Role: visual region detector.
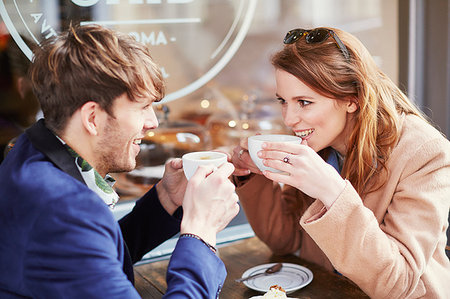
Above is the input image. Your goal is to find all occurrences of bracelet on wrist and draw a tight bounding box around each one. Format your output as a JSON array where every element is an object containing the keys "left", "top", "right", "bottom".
[
  {"left": 233, "top": 173, "right": 253, "bottom": 187},
  {"left": 179, "top": 233, "right": 217, "bottom": 254},
  {"left": 236, "top": 174, "right": 251, "bottom": 181}
]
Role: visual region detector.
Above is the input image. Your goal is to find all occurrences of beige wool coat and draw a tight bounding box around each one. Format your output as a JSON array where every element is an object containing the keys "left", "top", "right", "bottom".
[{"left": 235, "top": 114, "right": 450, "bottom": 299}]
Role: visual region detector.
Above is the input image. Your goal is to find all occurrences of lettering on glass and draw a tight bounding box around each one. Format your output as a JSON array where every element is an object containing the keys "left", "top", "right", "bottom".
[{"left": 0, "top": 0, "right": 256, "bottom": 103}]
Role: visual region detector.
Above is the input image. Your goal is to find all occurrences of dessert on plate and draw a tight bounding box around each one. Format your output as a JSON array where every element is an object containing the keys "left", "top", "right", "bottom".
[{"left": 249, "top": 285, "right": 297, "bottom": 299}]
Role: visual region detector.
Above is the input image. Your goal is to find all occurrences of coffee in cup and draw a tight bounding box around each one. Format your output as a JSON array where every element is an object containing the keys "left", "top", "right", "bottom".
[{"left": 182, "top": 151, "right": 228, "bottom": 180}]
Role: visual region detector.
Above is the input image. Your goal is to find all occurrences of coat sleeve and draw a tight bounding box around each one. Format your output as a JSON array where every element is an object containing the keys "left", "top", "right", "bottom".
[
  {"left": 24, "top": 191, "right": 140, "bottom": 299},
  {"left": 234, "top": 174, "right": 307, "bottom": 255},
  {"left": 301, "top": 137, "right": 450, "bottom": 298},
  {"left": 119, "top": 185, "right": 181, "bottom": 263},
  {"left": 163, "top": 237, "right": 226, "bottom": 299}
]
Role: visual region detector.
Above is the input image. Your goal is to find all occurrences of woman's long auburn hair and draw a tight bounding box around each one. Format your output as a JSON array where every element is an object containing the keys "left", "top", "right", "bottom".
[{"left": 272, "top": 28, "right": 428, "bottom": 195}]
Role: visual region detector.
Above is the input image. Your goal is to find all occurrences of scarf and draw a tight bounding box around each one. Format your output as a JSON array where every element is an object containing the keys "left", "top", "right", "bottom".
[{"left": 57, "top": 136, "right": 119, "bottom": 209}]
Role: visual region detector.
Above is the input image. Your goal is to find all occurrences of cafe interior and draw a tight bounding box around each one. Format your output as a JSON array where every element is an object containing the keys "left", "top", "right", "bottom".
[{"left": 1, "top": 0, "right": 449, "bottom": 297}]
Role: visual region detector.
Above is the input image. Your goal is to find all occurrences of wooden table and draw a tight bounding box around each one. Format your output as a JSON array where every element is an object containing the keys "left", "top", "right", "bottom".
[{"left": 134, "top": 237, "right": 369, "bottom": 298}]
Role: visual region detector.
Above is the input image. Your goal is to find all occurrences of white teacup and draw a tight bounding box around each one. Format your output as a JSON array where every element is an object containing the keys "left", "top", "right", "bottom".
[
  {"left": 248, "top": 134, "right": 302, "bottom": 173},
  {"left": 182, "top": 151, "right": 228, "bottom": 180}
]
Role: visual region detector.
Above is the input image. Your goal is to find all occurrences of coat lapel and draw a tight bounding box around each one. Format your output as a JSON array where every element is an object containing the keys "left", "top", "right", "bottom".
[
  {"left": 26, "top": 119, "right": 86, "bottom": 185},
  {"left": 25, "top": 119, "right": 136, "bottom": 284}
]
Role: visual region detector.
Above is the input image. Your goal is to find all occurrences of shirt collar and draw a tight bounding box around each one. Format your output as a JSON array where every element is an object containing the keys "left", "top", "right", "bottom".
[
  {"left": 56, "top": 136, "right": 119, "bottom": 209},
  {"left": 326, "top": 148, "right": 343, "bottom": 174}
]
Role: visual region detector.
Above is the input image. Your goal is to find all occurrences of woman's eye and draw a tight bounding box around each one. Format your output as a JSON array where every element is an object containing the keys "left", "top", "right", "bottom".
[
  {"left": 298, "top": 100, "right": 312, "bottom": 107},
  {"left": 276, "top": 97, "right": 286, "bottom": 105}
]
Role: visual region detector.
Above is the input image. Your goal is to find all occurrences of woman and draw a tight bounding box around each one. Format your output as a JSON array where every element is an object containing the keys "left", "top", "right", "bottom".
[{"left": 230, "top": 27, "right": 450, "bottom": 298}]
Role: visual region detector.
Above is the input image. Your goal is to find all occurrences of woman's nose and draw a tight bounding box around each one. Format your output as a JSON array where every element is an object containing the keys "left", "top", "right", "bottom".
[{"left": 283, "top": 104, "right": 300, "bottom": 127}]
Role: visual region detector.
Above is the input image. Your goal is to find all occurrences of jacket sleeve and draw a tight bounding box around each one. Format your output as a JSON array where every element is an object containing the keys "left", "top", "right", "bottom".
[
  {"left": 301, "top": 137, "right": 450, "bottom": 298},
  {"left": 24, "top": 191, "right": 140, "bottom": 299},
  {"left": 234, "top": 174, "right": 307, "bottom": 255},
  {"left": 163, "top": 237, "right": 226, "bottom": 299},
  {"left": 119, "top": 185, "right": 181, "bottom": 263}
]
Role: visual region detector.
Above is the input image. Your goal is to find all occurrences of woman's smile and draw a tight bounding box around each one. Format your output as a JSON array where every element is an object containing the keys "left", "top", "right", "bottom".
[{"left": 294, "top": 128, "right": 315, "bottom": 139}]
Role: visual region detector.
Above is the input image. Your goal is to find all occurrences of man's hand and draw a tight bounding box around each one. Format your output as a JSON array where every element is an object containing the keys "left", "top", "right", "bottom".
[
  {"left": 180, "top": 162, "right": 240, "bottom": 246},
  {"left": 156, "top": 158, "right": 187, "bottom": 215}
]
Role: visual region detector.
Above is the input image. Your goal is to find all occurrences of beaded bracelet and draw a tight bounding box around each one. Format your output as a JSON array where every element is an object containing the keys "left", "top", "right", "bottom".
[{"left": 179, "top": 233, "right": 217, "bottom": 254}]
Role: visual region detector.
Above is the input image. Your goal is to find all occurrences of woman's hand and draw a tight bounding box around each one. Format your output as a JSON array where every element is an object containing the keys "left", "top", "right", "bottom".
[
  {"left": 259, "top": 139, "right": 346, "bottom": 209},
  {"left": 229, "top": 138, "right": 261, "bottom": 176}
]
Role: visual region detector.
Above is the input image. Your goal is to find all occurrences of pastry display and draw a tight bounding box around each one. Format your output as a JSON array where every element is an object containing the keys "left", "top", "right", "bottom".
[{"left": 114, "top": 119, "right": 210, "bottom": 198}]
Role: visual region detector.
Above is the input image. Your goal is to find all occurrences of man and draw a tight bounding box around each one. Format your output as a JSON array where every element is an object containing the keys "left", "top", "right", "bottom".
[{"left": 0, "top": 24, "right": 239, "bottom": 298}]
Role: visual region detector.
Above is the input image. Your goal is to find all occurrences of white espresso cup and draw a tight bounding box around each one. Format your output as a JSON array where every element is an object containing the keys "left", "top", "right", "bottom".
[
  {"left": 182, "top": 151, "right": 228, "bottom": 180},
  {"left": 248, "top": 134, "right": 302, "bottom": 173}
]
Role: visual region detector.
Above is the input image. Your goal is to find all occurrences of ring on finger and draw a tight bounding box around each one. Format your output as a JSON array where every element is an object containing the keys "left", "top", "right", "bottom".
[
  {"left": 238, "top": 149, "right": 244, "bottom": 158},
  {"left": 283, "top": 155, "right": 291, "bottom": 164}
]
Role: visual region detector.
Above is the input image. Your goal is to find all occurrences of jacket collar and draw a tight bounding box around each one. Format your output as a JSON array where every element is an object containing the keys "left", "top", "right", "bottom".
[
  {"left": 25, "top": 119, "right": 134, "bottom": 284},
  {"left": 25, "top": 119, "right": 86, "bottom": 185}
]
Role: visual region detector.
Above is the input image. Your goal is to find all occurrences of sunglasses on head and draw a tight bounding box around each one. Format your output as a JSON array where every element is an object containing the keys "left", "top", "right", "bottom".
[{"left": 283, "top": 28, "right": 350, "bottom": 61}]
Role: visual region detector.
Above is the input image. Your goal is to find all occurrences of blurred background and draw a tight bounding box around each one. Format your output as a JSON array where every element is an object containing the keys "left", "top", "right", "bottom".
[{"left": 1, "top": 0, "right": 449, "bottom": 259}]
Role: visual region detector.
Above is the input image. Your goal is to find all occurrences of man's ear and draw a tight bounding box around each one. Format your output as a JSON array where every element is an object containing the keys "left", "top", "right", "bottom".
[{"left": 80, "top": 101, "right": 102, "bottom": 136}]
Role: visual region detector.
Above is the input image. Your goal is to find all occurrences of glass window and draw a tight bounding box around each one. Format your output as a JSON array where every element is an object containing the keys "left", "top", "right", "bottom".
[{"left": 0, "top": 0, "right": 402, "bottom": 258}]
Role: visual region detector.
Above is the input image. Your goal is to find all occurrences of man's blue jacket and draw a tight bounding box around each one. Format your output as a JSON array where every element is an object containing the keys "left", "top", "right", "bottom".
[{"left": 0, "top": 119, "right": 225, "bottom": 298}]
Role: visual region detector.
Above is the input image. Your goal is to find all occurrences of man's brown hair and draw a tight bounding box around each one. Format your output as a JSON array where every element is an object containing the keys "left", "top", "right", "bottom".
[{"left": 30, "top": 24, "right": 165, "bottom": 134}]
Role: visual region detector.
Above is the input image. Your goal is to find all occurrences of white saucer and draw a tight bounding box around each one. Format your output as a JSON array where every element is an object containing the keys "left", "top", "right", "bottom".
[{"left": 241, "top": 263, "right": 313, "bottom": 294}]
